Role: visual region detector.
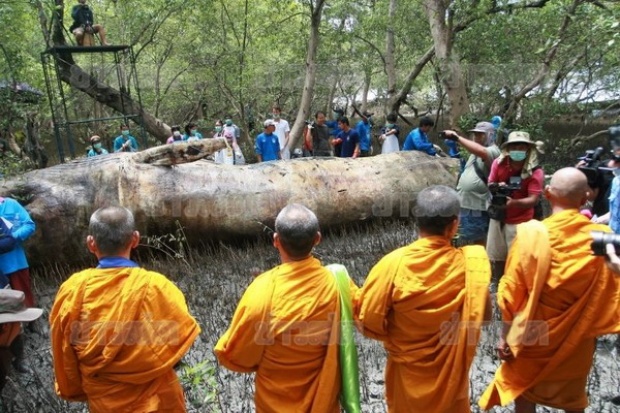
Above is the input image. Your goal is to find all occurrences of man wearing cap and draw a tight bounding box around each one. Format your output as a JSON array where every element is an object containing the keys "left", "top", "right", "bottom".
[
  {"left": 444, "top": 122, "right": 501, "bottom": 245},
  {"left": 486, "top": 131, "right": 544, "bottom": 282},
  {"left": 50, "top": 206, "right": 200, "bottom": 412},
  {"left": 355, "top": 111, "right": 373, "bottom": 157},
  {"left": 87, "top": 135, "right": 108, "bottom": 157},
  {"left": 0, "top": 287, "right": 43, "bottom": 383},
  {"left": 272, "top": 105, "right": 291, "bottom": 160},
  {"left": 254, "top": 120, "right": 281, "bottom": 162}
]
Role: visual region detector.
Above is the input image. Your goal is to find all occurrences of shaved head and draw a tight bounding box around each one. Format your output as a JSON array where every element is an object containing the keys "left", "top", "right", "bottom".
[
  {"left": 547, "top": 167, "right": 589, "bottom": 208},
  {"left": 89, "top": 206, "right": 136, "bottom": 255},
  {"left": 275, "top": 204, "right": 320, "bottom": 258}
]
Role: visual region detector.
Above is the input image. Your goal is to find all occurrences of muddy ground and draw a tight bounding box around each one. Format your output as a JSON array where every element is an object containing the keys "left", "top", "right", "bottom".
[{"left": 3, "top": 219, "right": 620, "bottom": 412}]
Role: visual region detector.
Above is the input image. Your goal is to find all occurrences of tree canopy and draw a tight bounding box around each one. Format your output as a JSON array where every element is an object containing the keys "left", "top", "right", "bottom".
[{"left": 0, "top": 0, "right": 618, "bottom": 157}]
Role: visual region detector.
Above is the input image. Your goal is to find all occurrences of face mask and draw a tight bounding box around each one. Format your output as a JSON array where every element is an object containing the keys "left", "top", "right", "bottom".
[
  {"left": 173, "top": 131, "right": 181, "bottom": 137},
  {"left": 191, "top": 129, "right": 197, "bottom": 135},
  {"left": 385, "top": 123, "right": 394, "bottom": 129},
  {"left": 509, "top": 150, "right": 527, "bottom": 162},
  {"left": 93, "top": 143, "right": 102, "bottom": 150},
  {"left": 122, "top": 130, "right": 129, "bottom": 136},
  {"left": 225, "top": 120, "right": 233, "bottom": 126},
  {"left": 215, "top": 126, "right": 222, "bottom": 132},
  {"left": 273, "top": 114, "right": 280, "bottom": 120}
]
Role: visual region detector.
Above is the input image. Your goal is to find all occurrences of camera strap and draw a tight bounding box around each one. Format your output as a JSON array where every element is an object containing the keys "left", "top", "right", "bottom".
[{"left": 472, "top": 156, "right": 488, "bottom": 184}]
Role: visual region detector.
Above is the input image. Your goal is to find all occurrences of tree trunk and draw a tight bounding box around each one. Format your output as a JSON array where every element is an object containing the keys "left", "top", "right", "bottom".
[
  {"left": 387, "top": 46, "right": 435, "bottom": 115},
  {"left": 423, "top": 0, "right": 470, "bottom": 127},
  {"left": 1, "top": 151, "right": 458, "bottom": 267},
  {"left": 385, "top": 0, "right": 397, "bottom": 100},
  {"left": 289, "top": 0, "right": 327, "bottom": 149}
]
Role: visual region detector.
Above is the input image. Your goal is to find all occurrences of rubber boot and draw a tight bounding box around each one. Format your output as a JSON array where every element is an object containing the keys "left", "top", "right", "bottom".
[{"left": 10, "top": 334, "right": 30, "bottom": 374}]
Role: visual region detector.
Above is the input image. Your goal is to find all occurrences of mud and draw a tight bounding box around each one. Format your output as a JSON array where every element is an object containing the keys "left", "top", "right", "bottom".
[{"left": 6, "top": 220, "right": 620, "bottom": 412}]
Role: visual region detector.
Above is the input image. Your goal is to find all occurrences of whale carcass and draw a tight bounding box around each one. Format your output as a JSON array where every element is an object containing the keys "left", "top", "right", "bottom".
[{"left": 0, "top": 139, "right": 459, "bottom": 266}]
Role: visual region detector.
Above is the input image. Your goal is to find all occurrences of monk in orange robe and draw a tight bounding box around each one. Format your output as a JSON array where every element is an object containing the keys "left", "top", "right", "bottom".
[
  {"left": 479, "top": 167, "right": 620, "bottom": 412},
  {"left": 50, "top": 206, "right": 200, "bottom": 413},
  {"left": 215, "top": 204, "right": 358, "bottom": 412},
  {"left": 356, "top": 185, "right": 491, "bottom": 413}
]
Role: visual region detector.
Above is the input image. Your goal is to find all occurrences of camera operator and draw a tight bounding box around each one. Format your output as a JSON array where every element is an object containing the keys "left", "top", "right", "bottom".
[
  {"left": 590, "top": 126, "right": 620, "bottom": 232},
  {"left": 303, "top": 111, "right": 332, "bottom": 157},
  {"left": 69, "top": 0, "right": 109, "bottom": 46},
  {"left": 443, "top": 122, "right": 501, "bottom": 246},
  {"left": 486, "top": 131, "right": 544, "bottom": 282}
]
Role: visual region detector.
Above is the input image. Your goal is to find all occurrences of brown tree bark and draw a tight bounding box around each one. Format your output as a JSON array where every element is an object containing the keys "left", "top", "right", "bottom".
[
  {"left": 288, "top": 0, "right": 327, "bottom": 149},
  {"left": 423, "top": 0, "right": 470, "bottom": 128}
]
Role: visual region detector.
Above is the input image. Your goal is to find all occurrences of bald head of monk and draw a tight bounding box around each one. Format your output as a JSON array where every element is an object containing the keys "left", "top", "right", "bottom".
[
  {"left": 87, "top": 206, "right": 140, "bottom": 258},
  {"left": 274, "top": 204, "right": 321, "bottom": 261},
  {"left": 545, "top": 167, "right": 590, "bottom": 211},
  {"left": 414, "top": 185, "right": 461, "bottom": 239}
]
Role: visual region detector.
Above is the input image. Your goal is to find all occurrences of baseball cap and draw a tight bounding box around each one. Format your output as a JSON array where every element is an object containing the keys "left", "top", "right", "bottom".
[
  {"left": 468, "top": 122, "right": 495, "bottom": 135},
  {"left": 0, "top": 289, "right": 43, "bottom": 324}
]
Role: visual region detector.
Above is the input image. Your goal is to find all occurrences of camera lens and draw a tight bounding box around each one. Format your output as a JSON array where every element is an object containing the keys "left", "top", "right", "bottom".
[{"left": 591, "top": 231, "right": 620, "bottom": 256}]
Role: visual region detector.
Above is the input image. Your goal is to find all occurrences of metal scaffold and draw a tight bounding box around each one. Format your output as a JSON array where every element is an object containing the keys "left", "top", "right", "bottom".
[{"left": 41, "top": 45, "right": 147, "bottom": 162}]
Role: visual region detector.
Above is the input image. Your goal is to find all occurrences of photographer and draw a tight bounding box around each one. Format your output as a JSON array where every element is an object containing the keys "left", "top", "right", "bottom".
[
  {"left": 486, "top": 131, "right": 544, "bottom": 281},
  {"left": 69, "top": 0, "right": 109, "bottom": 46},
  {"left": 303, "top": 111, "right": 332, "bottom": 157},
  {"left": 591, "top": 126, "right": 620, "bottom": 232},
  {"left": 443, "top": 122, "right": 501, "bottom": 246}
]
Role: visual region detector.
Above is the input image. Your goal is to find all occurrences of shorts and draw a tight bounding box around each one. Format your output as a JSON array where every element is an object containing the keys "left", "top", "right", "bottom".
[
  {"left": 458, "top": 208, "right": 490, "bottom": 244},
  {"left": 486, "top": 219, "right": 518, "bottom": 262}
]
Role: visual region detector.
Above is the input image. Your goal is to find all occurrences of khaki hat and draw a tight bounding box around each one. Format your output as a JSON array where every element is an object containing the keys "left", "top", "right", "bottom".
[
  {"left": 500, "top": 131, "right": 535, "bottom": 149},
  {"left": 90, "top": 135, "right": 101, "bottom": 143},
  {"left": 0, "top": 289, "right": 43, "bottom": 324}
]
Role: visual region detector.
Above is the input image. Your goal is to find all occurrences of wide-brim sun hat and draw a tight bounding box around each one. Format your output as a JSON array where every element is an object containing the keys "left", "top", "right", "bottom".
[{"left": 500, "top": 131, "right": 536, "bottom": 149}]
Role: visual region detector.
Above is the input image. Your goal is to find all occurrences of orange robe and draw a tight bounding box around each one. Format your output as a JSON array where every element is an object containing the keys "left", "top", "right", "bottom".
[
  {"left": 215, "top": 256, "right": 358, "bottom": 413},
  {"left": 50, "top": 267, "right": 200, "bottom": 413},
  {"left": 356, "top": 237, "right": 491, "bottom": 413},
  {"left": 479, "top": 210, "right": 620, "bottom": 410}
]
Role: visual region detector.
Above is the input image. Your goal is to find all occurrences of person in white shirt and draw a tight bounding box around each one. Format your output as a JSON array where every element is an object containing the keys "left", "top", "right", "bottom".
[{"left": 272, "top": 105, "right": 291, "bottom": 160}]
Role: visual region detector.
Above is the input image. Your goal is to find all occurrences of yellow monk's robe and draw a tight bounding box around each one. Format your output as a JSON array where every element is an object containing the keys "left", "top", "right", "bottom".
[
  {"left": 479, "top": 210, "right": 620, "bottom": 410},
  {"left": 50, "top": 267, "right": 201, "bottom": 413},
  {"left": 215, "top": 256, "right": 358, "bottom": 413},
  {"left": 356, "top": 237, "right": 491, "bottom": 413}
]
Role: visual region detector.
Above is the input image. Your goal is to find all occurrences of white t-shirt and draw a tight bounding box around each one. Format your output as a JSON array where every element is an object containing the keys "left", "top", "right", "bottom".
[{"left": 273, "top": 119, "right": 290, "bottom": 150}]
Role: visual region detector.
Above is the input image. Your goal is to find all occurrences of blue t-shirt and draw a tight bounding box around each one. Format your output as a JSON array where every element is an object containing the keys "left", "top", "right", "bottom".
[
  {"left": 113, "top": 135, "right": 139, "bottom": 152},
  {"left": 255, "top": 132, "right": 280, "bottom": 162},
  {"left": 87, "top": 148, "right": 109, "bottom": 157},
  {"left": 183, "top": 132, "right": 204, "bottom": 141},
  {"left": 338, "top": 129, "right": 360, "bottom": 158},
  {"left": 403, "top": 127, "right": 435, "bottom": 155},
  {"left": 356, "top": 120, "right": 371, "bottom": 151},
  {"left": 609, "top": 176, "right": 620, "bottom": 233}
]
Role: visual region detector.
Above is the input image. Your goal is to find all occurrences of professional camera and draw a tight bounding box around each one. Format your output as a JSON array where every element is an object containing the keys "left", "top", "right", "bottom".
[
  {"left": 577, "top": 147, "right": 605, "bottom": 168},
  {"left": 591, "top": 231, "right": 620, "bottom": 256},
  {"left": 488, "top": 176, "right": 523, "bottom": 198},
  {"left": 438, "top": 131, "right": 447, "bottom": 139},
  {"left": 304, "top": 120, "right": 315, "bottom": 129}
]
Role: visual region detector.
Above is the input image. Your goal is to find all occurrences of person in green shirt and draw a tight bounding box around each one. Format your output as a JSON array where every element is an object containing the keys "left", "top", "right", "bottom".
[{"left": 443, "top": 121, "right": 501, "bottom": 246}]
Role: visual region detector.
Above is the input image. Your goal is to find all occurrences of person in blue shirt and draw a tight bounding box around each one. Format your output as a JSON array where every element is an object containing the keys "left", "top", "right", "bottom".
[
  {"left": 87, "top": 135, "right": 108, "bottom": 157},
  {"left": 113, "top": 125, "right": 138, "bottom": 153},
  {"left": 183, "top": 122, "right": 203, "bottom": 142},
  {"left": 402, "top": 116, "right": 435, "bottom": 155},
  {"left": 355, "top": 111, "right": 373, "bottom": 157},
  {"left": 0, "top": 198, "right": 36, "bottom": 308},
  {"left": 326, "top": 108, "right": 344, "bottom": 156},
  {"left": 334, "top": 117, "right": 360, "bottom": 158},
  {"left": 255, "top": 120, "right": 281, "bottom": 162}
]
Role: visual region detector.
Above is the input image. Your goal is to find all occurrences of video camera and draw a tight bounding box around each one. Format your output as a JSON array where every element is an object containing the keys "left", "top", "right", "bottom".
[
  {"left": 578, "top": 147, "right": 605, "bottom": 168},
  {"left": 488, "top": 177, "right": 523, "bottom": 198},
  {"left": 591, "top": 231, "right": 620, "bottom": 256}
]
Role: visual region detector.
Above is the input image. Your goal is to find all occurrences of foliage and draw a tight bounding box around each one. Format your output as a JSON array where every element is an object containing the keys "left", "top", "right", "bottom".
[
  {"left": 0, "top": 0, "right": 616, "bottom": 162},
  {"left": 179, "top": 360, "right": 220, "bottom": 411}
]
